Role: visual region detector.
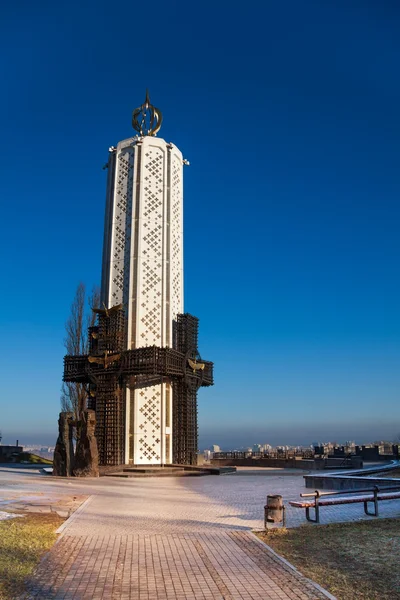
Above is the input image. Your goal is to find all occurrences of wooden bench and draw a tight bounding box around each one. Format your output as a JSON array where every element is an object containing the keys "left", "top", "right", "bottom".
[{"left": 289, "top": 485, "right": 400, "bottom": 523}]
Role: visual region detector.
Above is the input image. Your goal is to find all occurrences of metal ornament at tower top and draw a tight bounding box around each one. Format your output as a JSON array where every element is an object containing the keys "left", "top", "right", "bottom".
[{"left": 132, "top": 90, "right": 163, "bottom": 136}]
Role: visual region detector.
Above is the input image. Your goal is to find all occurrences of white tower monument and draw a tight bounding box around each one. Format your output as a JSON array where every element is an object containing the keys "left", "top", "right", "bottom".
[{"left": 101, "top": 92, "right": 183, "bottom": 464}]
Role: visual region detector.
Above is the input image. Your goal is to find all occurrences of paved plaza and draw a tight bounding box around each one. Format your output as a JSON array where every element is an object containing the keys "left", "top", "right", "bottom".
[{"left": 1, "top": 466, "right": 399, "bottom": 599}]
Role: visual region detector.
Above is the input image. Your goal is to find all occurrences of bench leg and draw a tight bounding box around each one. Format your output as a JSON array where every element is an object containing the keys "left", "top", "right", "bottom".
[
  {"left": 364, "top": 499, "right": 378, "bottom": 517},
  {"left": 305, "top": 505, "right": 320, "bottom": 523}
]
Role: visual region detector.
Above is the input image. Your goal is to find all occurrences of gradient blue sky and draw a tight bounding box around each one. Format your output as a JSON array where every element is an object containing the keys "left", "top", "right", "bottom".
[{"left": 1, "top": 1, "right": 399, "bottom": 449}]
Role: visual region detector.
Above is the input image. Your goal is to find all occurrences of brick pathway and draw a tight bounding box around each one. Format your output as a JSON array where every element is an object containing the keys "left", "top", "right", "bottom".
[
  {"left": 26, "top": 532, "right": 330, "bottom": 599},
  {"left": 20, "top": 473, "right": 337, "bottom": 600},
  {"left": 2, "top": 465, "right": 399, "bottom": 598}
]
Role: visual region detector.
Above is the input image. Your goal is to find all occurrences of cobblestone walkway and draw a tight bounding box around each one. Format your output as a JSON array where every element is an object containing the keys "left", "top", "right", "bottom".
[
  {"left": 27, "top": 531, "right": 330, "bottom": 600},
  {"left": 22, "top": 474, "right": 335, "bottom": 599}
]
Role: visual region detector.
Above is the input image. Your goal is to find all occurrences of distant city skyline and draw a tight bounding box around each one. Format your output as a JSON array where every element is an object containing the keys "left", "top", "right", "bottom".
[{"left": 2, "top": 424, "right": 398, "bottom": 452}]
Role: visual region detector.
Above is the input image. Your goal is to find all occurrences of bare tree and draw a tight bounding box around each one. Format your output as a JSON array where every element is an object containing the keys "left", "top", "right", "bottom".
[{"left": 61, "top": 283, "right": 100, "bottom": 421}]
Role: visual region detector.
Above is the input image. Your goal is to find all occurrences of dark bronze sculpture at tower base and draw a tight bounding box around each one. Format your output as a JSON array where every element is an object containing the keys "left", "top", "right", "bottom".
[
  {"left": 73, "top": 410, "right": 99, "bottom": 477},
  {"left": 53, "top": 412, "right": 74, "bottom": 476}
]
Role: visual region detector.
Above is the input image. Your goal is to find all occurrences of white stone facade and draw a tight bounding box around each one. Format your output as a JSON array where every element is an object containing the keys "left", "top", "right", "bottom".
[{"left": 101, "top": 136, "right": 183, "bottom": 464}]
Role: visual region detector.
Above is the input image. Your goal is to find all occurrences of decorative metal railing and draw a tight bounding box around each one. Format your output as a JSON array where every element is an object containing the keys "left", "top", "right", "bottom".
[{"left": 213, "top": 450, "right": 315, "bottom": 460}]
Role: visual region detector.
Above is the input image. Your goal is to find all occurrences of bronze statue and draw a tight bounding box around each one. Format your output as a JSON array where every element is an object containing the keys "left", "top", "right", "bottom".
[{"left": 53, "top": 412, "right": 74, "bottom": 476}]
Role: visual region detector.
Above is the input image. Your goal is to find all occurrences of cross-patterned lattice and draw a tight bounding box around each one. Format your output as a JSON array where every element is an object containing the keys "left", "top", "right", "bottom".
[
  {"left": 143, "top": 190, "right": 163, "bottom": 220},
  {"left": 171, "top": 154, "right": 183, "bottom": 320},
  {"left": 137, "top": 146, "right": 165, "bottom": 346},
  {"left": 110, "top": 147, "right": 134, "bottom": 305},
  {"left": 142, "top": 224, "right": 162, "bottom": 258},
  {"left": 144, "top": 150, "right": 163, "bottom": 184},
  {"left": 137, "top": 385, "right": 162, "bottom": 461}
]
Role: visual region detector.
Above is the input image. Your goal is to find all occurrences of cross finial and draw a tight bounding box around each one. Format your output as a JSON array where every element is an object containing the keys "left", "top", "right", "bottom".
[{"left": 132, "top": 90, "right": 163, "bottom": 136}]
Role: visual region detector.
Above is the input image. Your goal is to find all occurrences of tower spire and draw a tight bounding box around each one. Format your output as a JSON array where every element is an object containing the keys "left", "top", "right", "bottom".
[{"left": 132, "top": 90, "right": 163, "bottom": 136}]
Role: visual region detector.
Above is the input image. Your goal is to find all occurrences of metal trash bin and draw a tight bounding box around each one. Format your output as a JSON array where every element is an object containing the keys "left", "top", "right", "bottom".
[{"left": 264, "top": 494, "right": 285, "bottom": 529}]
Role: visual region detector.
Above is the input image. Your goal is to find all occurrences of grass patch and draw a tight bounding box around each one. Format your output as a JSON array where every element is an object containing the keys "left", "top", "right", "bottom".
[
  {"left": 256, "top": 518, "right": 400, "bottom": 600},
  {"left": 17, "top": 452, "right": 53, "bottom": 465},
  {"left": 0, "top": 512, "right": 64, "bottom": 600}
]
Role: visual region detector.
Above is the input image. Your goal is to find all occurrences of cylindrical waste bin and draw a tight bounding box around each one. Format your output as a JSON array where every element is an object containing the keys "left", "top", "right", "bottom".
[{"left": 264, "top": 495, "right": 285, "bottom": 529}]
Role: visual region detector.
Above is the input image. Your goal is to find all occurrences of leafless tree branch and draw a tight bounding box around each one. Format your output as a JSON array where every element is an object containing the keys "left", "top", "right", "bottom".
[{"left": 61, "top": 283, "right": 100, "bottom": 421}]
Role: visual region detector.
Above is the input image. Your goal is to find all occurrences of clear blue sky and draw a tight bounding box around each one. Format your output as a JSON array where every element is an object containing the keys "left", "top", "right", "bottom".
[{"left": 1, "top": 0, "right": 399, "bottom": 448}]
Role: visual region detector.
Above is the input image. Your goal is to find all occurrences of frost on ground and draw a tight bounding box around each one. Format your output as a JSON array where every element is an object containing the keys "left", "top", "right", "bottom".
[{"left": 0, "top": 511, "right": 24, "bottom": 521}]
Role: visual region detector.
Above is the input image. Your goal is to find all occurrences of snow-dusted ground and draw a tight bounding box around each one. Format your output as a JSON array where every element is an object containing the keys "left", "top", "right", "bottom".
[{"left": 0, "top": 510, "right": 24, "bottom": 520}]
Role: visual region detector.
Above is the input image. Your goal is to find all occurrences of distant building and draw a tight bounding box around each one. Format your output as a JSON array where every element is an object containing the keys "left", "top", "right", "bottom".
[
  {"left": 379, "top": 442, "right": 393, "bottom": 455},
  {"left": 212, "top": 445, "right": 221, "bottom": 453},
  {"left": 203, "top": 450, "right": 212, "bottom": 462},
  {"left": 344, "top": 441, "right": 356, "bottom": 452}
]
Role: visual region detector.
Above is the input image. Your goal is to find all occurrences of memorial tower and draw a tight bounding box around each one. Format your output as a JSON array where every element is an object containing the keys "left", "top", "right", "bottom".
[
  {"left": 63, "top": 92, "right": 213, "bottom": 467},
  {"left": 101, "top": 93, "right": 183, "bottom": 465}
]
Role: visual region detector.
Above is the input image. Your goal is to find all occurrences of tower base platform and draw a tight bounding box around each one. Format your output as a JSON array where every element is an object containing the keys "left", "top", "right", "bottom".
[{"left": 101, "top": 464, "right": 236, "bottom": 478}]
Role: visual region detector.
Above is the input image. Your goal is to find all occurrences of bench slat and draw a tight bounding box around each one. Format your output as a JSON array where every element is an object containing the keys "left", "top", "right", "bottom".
[
  {"left": 289, "top": 491, "right": 400, "bottom": 509},
  {"left": 377, "top": 492, "right": 400, "bottom": 500}
]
